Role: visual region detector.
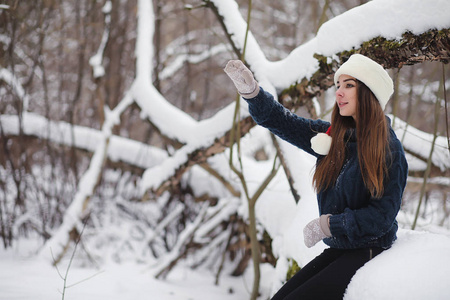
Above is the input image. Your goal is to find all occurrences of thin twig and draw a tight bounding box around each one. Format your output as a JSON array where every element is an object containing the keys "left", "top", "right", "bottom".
[
  {"left": 442, "top": 63, "right": 449, "bottom": 155},
  {"left": 412, "top": 72, "right": 443, "bottom": 230}
]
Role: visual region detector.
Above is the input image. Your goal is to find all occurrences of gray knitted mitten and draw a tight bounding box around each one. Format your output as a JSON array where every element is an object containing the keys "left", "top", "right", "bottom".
[
  {"left": 303, "top": 214, "right": 332, "bottom": 248},
  {"left": 224, "top": 60, "right": 260, "bottom": 98}
]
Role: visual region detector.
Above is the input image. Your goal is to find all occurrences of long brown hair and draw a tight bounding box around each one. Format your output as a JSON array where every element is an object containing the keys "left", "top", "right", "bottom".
[{"left": 313, "top": 80, "right": 389, "bottom": 198}]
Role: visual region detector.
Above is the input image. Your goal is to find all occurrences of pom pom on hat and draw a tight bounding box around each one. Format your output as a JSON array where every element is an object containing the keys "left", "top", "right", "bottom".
[
  {"left": 311, "top": 127, "right": 332, "bottom": 155},
  {"left": 334, "top": 54, "right": 393, "bottom": 110}
]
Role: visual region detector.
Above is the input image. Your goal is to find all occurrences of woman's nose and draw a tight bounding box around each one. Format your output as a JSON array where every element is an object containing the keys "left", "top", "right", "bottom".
[{"left": 335, "top": 88, "right": 343, "bottom": 97}]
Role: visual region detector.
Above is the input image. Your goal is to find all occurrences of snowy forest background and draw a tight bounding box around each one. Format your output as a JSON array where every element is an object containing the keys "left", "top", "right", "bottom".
[{"left": 0, "top": 0, "right": 449, "bottom": 299}]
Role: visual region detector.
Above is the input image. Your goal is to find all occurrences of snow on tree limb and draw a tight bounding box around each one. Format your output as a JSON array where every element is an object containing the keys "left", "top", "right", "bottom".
[
  {"left": 0, "top": 68, "right": 30, "bottom": 112},
  {"left": 88, "top": 0, "right": 111, "bottom": 79},
  {"left": 159, "top": 43, "right": 230, "bottom": 81},
  {"left": 130, "top": 0, "right": 251, "bottom": 146},
  {"left": 0, "top": 112, "right": 167, "bottom": 170},
  {"left": 390, "top": 115, "right": 450, "bottom": 172}
]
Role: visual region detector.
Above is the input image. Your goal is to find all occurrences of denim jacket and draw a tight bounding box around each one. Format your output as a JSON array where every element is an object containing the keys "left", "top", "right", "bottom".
[{"left": 245, "top": 87, "right": 408, "bottom": 249}]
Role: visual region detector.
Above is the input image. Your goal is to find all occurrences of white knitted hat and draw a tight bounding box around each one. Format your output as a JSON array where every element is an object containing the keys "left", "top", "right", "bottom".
[{"left": 334, "top": 54, "right": 393, "bottom": 110}]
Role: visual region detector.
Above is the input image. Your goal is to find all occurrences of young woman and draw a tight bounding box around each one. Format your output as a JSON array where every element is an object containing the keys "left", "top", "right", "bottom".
[{"left": 224, "top": 54, "right": 408, "bottom": 300}]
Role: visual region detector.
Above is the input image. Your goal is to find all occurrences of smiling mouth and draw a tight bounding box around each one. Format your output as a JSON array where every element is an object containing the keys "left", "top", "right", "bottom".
[{"left": 338, "top": 102, "right": 348, "bottom": 107}]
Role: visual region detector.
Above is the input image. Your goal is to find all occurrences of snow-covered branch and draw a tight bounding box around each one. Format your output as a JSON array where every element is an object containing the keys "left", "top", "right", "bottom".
[
  {"left": 40, "top": 93, "right": 135, "bottom": 263},
  {"left": 390, "top": 115, "right": 449, "bottom": 172},
  {"left": 0, "top": 68, "right": 30, "bottom": 112},
  {"left": 89, "top": 0, "right": 112, "bottom": 78},
  {"left": 0, "top": 112, "right": 167, "bottom": 170},
  {"left": 152, "top": 201, "right": 209, "bottom": 278},
  {"left": 159, "top": 43, "right": 230, "bottom": 80}
]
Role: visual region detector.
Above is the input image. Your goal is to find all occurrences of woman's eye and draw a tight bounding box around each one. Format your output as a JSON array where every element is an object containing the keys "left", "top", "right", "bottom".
[{"left": 346, "top": 83, "right": 354, "bottom": 88}]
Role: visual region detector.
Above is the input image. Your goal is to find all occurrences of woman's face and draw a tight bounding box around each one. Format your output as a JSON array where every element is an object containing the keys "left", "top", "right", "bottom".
[{"left": 335, "top": 74, "right": 358, "bottom": 120}]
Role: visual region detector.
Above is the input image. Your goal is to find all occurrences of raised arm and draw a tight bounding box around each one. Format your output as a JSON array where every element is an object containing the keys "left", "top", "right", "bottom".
[{"left": 224, "top": 60, "right": 329, "bottom": 157}]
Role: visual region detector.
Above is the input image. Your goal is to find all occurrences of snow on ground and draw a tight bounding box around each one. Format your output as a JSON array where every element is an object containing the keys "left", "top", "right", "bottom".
[
  {"left": 1, "top": 228, "right": 450, "bottom": 300},
  {"left": 0, "top": 242, "right": 258, "bottom": 300}
]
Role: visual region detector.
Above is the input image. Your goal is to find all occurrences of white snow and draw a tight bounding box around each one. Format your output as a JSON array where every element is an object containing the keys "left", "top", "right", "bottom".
[
  {"left": 345, "top": 230, "right": 450, "bottom": 300},
  {"left": 1, "top": 0, "right": 449, "bottom": 299},
  {"left": 0, "top": 245, "right": 253, "bottom": 300}
]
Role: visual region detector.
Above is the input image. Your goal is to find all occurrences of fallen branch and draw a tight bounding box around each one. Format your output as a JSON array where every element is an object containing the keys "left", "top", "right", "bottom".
[
  {"left": 143, "top": 115, "right": 255, "bottom": 198},
  {"left": 152, "top": 202, "right": 209, "bottom": 279}
]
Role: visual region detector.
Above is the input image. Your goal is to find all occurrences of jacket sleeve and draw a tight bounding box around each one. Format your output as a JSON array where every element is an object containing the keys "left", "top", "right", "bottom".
[
  {"left": 328, "top": 148, "right": 408, "bottom": 243},
  {"left": 244, "top": 87, "right": 330, "bottom": 157}
]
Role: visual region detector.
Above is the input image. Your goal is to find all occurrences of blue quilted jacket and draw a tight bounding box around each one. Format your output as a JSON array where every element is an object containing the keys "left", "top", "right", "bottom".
[{"left": 245, "top": 88, "right": 408, "bottom": 249}]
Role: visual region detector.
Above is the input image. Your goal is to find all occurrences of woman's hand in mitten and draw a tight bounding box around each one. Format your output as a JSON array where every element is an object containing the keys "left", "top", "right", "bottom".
[
  {"left": 224, "top": 60, "right": 260, "bottom": 98},
  {"left": 303, "top": 214, "right": 332, "bottom": 248}
]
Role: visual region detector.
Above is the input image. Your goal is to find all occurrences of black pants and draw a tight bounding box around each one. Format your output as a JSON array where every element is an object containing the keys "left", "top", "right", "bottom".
[{"left": 270, "top": 247, "right": 384, "bottom": 300}]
